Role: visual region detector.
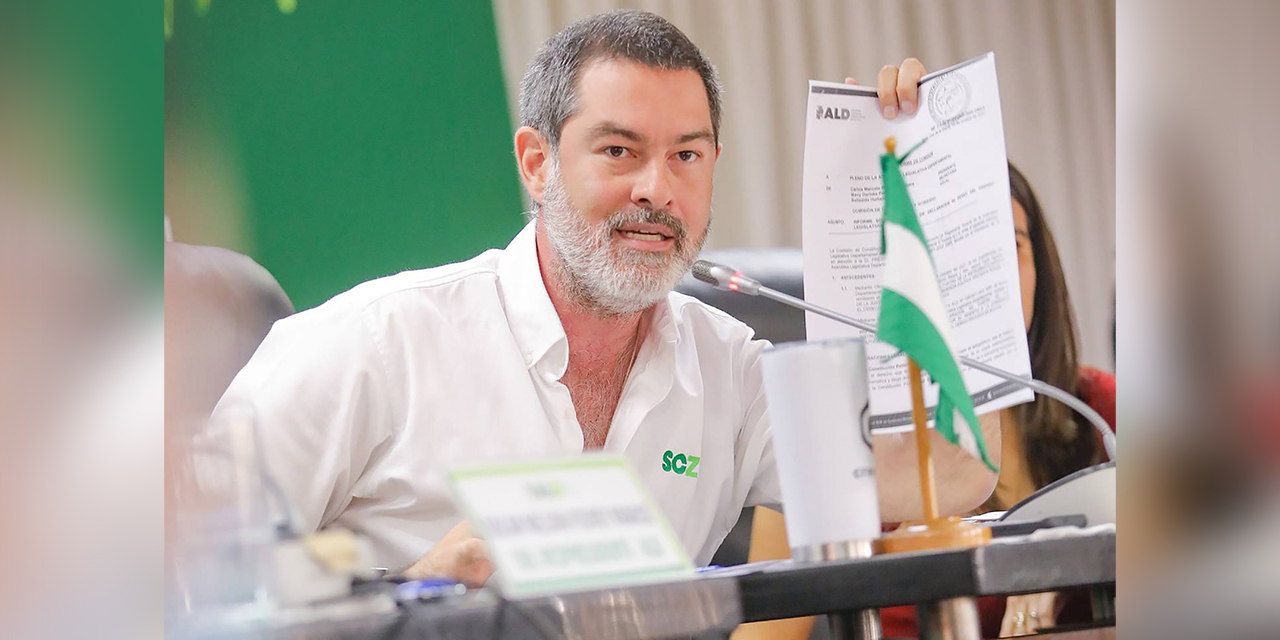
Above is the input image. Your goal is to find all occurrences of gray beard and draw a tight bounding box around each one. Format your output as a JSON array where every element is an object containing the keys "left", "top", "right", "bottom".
[{"left": 539, "top": 163, "right": 709, "bottom": 316}]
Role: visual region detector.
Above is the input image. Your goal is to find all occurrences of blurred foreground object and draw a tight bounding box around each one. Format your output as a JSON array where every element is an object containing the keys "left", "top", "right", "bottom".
[
  {"left": 0, "top": 20, "right": 161, "bottom": 639},
  {"left": 1120, "top": 0, "right": 1280, "bottom": 637},
  {"left": 167, "top": 406, "right": 385, "bottom": 639}
]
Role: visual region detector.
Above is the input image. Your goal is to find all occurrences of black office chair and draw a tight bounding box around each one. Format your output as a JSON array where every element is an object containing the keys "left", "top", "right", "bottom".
[
  {"left": 676, "top": 248, "right": 808, "bottom": 570},
  {"left": 676, "top": 247, "right": 807, "bottom": 345},
  {"left": 165, "top": 242, "right": 295, "bottom": 431}
]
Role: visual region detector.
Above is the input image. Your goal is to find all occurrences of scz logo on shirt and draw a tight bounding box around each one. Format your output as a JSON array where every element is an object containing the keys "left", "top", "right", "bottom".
[{"left": 661, "top": 450, "right": 701, "bottom": 478}]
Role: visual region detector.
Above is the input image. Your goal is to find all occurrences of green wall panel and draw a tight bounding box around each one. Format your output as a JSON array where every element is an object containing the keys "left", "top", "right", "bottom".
[{"left": 166, "top": 1, "right": 523, "bottom": 309}]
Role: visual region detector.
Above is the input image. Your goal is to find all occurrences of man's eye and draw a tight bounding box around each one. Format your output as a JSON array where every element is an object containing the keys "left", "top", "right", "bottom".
[
  {"left": 677, "top": 150, "right": 699, "bottom": 162},
  {"left": 605, "top": 146, "right": 628, "bottom": 158}
]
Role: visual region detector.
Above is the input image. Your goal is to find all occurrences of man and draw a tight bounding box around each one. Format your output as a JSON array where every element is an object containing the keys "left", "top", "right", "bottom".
[{"left": 213, "top": 10, "right": 998, "bottom": 585}]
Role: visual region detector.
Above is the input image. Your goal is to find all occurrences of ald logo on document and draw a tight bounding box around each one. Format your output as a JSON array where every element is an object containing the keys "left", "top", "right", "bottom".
[
  {"left": 661, "top": 450, "right": 701, "bottom": 478},
  {"left": 815, "top": 105, "right": 852, "bottom": 120}
]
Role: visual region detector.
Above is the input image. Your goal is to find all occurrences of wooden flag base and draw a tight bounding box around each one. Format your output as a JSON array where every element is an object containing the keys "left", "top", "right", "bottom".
[{"left": 876, "top": 516, "right": 990, "bottom": 554}]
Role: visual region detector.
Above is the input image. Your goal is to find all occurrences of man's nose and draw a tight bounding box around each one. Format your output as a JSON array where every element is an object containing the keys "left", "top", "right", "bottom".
[{"left": 631, "top": 159, "right": 675, "bottom": 210}]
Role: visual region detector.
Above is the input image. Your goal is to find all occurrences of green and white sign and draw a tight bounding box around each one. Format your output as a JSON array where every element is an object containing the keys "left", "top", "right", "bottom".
[{"left": 447, "top": 455, "right": 694, "bottom": 598}]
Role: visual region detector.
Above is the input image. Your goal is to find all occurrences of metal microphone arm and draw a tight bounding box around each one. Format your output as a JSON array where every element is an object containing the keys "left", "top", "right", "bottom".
[{"left": 691, "top": 260, "right": 1117, "bottom": 461}]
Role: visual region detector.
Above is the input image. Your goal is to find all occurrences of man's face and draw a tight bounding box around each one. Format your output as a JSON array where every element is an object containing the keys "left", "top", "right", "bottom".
[{"left": 539, "top": 58, "right": 718, "bottom": 315}]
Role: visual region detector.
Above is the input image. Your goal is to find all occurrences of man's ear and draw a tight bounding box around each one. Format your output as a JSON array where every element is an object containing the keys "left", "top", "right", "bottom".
[
  {"left": 714, "top": 143, "right": 723, "bottom": 162},
  {"left": 514, "top": 126, "right": 552, "bottom": 206}
]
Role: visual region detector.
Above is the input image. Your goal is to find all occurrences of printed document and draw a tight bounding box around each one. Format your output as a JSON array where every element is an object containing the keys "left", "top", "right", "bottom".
[{"left": 801, "top": 52, "right": 1033, "bottom": 432}]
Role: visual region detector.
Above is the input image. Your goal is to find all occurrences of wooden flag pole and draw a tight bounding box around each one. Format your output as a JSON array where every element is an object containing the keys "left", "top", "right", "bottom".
[
  {"left": 908, "top": 358, "right": 941, "bottom": 524},
  {"left": 888, "top": 136, "right": 941, "bottom": 524}
]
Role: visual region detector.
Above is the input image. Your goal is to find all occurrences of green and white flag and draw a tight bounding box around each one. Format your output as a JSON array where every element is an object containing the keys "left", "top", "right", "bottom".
[{"left": 877, "top": 142, "right": 997, "bottom": 472}]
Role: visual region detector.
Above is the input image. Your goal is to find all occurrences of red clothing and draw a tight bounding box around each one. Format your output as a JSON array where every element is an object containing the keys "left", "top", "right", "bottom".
[
  {"left": 1076, "top": 367, "right": 1116, "bottom": 436},
  {"left": 879, "top": 367, "right": 1116, "bottom": 638}
]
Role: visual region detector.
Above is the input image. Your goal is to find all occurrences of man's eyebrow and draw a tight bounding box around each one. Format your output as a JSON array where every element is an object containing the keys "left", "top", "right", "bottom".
[
  {"left": 675, "top": 129, "right": 715, "bottom": 145},
  {"left": 586, "top": 122, "right": 646, "bottom": 143}
]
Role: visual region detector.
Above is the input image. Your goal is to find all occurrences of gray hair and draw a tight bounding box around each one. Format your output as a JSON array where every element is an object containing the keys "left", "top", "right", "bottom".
[{"left": 519, "top": 9, "right": 723, "bottom": 152}]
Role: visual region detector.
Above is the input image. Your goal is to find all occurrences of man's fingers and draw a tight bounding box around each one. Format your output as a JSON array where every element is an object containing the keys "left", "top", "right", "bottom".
[
  {"left": 466, "top": 558, "right": 495, "bottom": 585},
  {"left": 462, "top": 563, "right": 493, "bottom": 588},
  {"left": 844, "top": 76, "right": 858, "bottom": 85},
  {"left": 437, "top": 520, "right": 473, "bottom": 545},
  {"left": 401, "top": 556, "right": 434, "bottom": 580},
  {"left": 460, "top": 538, "right": 489, "bottom": 563},
  {"left": 458, "top": 538, "right": 494, "bottom": 587},
  {"left": 877, "top": 58, "right": 927, "bottom": 118},
  {"left": 877, "top": 65, "right": 900, "bottom": 119},
  {"left": 403, "top": 520, "right": 484, "bottom": 583},
  {"left": 896, "top": 58, "right": 927, "bottom": 115}
]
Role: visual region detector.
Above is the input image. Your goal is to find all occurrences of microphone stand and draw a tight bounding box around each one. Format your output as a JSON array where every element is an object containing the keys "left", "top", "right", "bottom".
[{"left": 695, "top": 264, "right": 1117, "bottom": 461}]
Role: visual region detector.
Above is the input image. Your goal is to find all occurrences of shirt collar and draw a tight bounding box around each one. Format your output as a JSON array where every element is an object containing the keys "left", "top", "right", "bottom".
[
  {"left": 648, "top": 291, "right": 679, "bottom": 347},
  {"left": 497, "top": 221, "right": 682, "bottom": 373},
  {"left": 497, "top": 222, "right": 568, "bottom": 373}
]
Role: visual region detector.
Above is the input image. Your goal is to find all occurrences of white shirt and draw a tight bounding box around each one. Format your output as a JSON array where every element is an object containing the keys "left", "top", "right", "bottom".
[{"left": 214, "top": 223, "right": 781, "bottom": 571}]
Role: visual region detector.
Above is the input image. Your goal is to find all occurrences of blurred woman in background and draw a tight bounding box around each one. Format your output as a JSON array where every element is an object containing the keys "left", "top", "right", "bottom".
[
  {"left": 975, "top": 161, "right": 1116, "bottom": 637},
  {"left": 886, "top": 161, "right": 1116, "bottom": 638},
  {"left": 987, "top": 161, "right": 1114, "bottom": 513}
]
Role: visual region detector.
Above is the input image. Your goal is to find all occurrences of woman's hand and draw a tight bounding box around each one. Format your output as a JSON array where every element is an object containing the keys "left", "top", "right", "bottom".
[{"left": 1000, "top": 591, "right": 1058, "bottom": 637}]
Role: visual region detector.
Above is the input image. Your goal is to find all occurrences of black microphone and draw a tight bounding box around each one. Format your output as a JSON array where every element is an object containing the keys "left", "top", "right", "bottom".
[{"left": 691, "top": 259, "right": 1117, "bottom": 460}]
